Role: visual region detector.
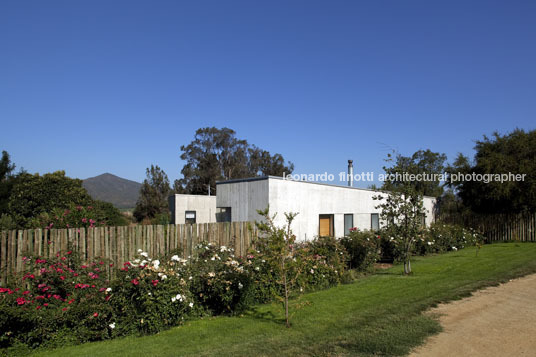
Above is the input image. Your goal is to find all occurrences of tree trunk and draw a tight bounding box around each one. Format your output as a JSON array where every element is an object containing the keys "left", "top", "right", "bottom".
[
  {"left": 403, "top": 238, "right": 412, "bottom": 274},
  {"left": 283, "top": 272, "right": 289, "bottom": 328},
  {"left": 282, "top": 256, "right": 290, "bottom": 328},
  {"left": 404, "top": 259, "right": 411, "bottom": 274}
]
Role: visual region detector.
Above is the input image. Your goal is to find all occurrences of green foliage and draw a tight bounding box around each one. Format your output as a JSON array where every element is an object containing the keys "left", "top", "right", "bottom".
[
  {"left": 381, "top": 149, "right": 447, "bottom": 197},
  {"left": 293, "top": 239, "right": 347, "bottom": 291},
  {"left": 149, "top": 212, "right": 170, "bottom": 225},
  {"left": 7, "top": 171, "right": 95, "bottom": 228},
  {"left": 0, "top": 214, "right": 16, "bottom": 231},
  {"left": 91, "top": 201, "right": 130, "bottom": 226},
  {"left": 30, "top": 202, "right": 128, "bottom": 229},
  {"left": 340, "top": 229, "right": 380, "bottom": 271},
  {"left": 447, "top": 128, "right": 536, "bottom": 214},
  {"left": 0, "top": 222, "right": 494, "bottom": 354},
  {"left": 0, "top": 252, "right": 114, "bottom": 349},
  {"left": 0, "top": 151, "right": 16, "bottom": 216},
  {"left": 255, "top": 208, "right": 299, "bottom": 327},
  {"left": 252, "top": 211, "right": 347, "bottom": 328},
  {"left": 375, "top": 153, "right": 427, "bottom": 274},
  {"left": 28, "top": 243, "right": 536, "bottom": 357},
  {"left": 417, "top": 223, "right": 482, "bottom": 255},
  {"left": 133, "top": 165, "right": 171, "bottom": 222},
  {"left": 111, "top": 252, "right": 195, "bottom": 336},
  {"left": 378, "top": 223, "right": 483, "bottom": 260},
  {"left": 187, "top": 242, "right": 250, "bottom": 314},
  {"left": 0, "top": 154, "right": 128, "bottom": 230},
  {"left": 307, "top": 236, "right": 348, "bottom": 275},
  {"left": 175, "top": 127, "right": 294, "bottom": 194}
]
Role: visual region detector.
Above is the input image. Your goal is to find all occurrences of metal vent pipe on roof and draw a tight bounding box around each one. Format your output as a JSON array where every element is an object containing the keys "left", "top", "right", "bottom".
[{"left": 348, "top": 160, "right": 353, "bottom": 187}]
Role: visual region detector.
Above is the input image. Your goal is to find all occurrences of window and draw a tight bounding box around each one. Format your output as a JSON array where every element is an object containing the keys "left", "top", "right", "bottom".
[
  {"left": 185, "top": 211, "right": 196, "bottom": 224},
  {"left": 319, "top": 214, "right": 334, "bottom": 237},
  {"left": 344, "top": 214, "right": 354, "bottom": 236},
  {"left": 216, "top": 207, "right": 232, "bottom": 222},
  {"left": 371, "top": 213, "right": 379, "bottom": 231}
]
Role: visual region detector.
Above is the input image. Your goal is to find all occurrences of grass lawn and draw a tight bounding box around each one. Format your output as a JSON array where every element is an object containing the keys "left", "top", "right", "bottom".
[{"left": 32, "top": 243, "right": 536, "bottom": 357}]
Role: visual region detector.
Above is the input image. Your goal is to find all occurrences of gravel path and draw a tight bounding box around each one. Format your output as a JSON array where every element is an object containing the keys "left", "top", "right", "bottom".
[{"left": 410, "top": 274, "right": 536, "bottom": 357}]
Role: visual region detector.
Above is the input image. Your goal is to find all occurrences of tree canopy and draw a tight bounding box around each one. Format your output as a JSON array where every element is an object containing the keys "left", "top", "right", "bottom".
[
  {"left": 8, "top": 171, "right": 94, "bottom": 227},
  {"left": 381, "top": 149, "right": 447, "bottom": 197},
  {"left": 134, "top": 165, "right": 171, "bottom": 222},
  {"left": 1, "top": 151, "right": 128, "bottom": 229},
  {"left": 175, "top": 127, "right": 294, "bottom": 195},
  {"left": 447, "top": 129, "right": 536, "bottom": 214},
  {"left": 0, "top": 151, "right": 16, "bottom": 215}
]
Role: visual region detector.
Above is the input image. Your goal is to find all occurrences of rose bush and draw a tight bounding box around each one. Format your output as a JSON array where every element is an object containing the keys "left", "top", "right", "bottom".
[
  {"left": 187, "top": 242, "right": 251, "bottom": 314},
  {"left": 340, "top": 228, "right": 380, "bottom": 271},
  {"left": 110, "top": 250, "right": 196, "bottom": 335},
  {"left": 0, "top": 222, "right": 481, "bottom": 353},
  {"left": 379, "top": 223, "right": 484, "bottom": 261}
]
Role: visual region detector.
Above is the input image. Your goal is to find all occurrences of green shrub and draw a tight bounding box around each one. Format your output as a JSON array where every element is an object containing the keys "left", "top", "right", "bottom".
[
  {"left": 111, "top": 252, "right": 196, "bottom": 335},
  {"left": 187, "top": 242, "right": 251, "bottom": 315},
  {"left": 340, "top": 229, "right": 380, "bottom": 270},
  {"left": 31, "top": 202, "right": 128, "bottom": 229},
  {"left": 422, "top": 223, "right": 482, "bottom": 254},
  {"left": 297, "top": 236, "right": 348, "bottom": 289}
]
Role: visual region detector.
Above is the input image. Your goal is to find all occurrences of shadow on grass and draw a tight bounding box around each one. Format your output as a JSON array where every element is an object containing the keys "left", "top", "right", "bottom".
[{"left": 242, "top": 306, "right": 286, "bottom": 326}]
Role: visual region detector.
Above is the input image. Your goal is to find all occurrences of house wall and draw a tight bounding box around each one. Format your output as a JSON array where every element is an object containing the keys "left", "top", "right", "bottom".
[
  {"left": 216, "top": 178, "right": 269, "bottom": 222},
  {"left": 213, "top": 177, "right": 437, "bottom": 241},
  {"left": 267, "top": 178, "right": 384, "bottom": 240},
  {"left": 169, "top": 194, "right": 217, "bottom": 224}
]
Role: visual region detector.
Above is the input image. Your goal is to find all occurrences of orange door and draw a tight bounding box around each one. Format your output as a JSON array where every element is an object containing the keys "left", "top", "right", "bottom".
[{"left": 319, "top": 215, "right": 332, "bottom": 236}]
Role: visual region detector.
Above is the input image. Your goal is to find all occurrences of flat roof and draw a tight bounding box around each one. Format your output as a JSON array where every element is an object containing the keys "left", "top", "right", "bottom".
[{"left": 216, "top": 176, "right": 437, "bottom": 199}]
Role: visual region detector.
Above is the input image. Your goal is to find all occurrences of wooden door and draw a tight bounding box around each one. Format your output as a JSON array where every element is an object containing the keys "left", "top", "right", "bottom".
[{"left": 319, "top": 215, "right": 333, "bottom": 237}]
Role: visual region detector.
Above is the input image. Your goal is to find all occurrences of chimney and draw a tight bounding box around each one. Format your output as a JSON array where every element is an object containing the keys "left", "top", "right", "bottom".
[{"left": 348, "top": 160, "right": 353, "bottom": 187}]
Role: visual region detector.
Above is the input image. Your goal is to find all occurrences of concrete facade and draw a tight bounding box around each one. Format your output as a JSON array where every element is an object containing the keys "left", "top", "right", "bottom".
[
  {"left": 169, "top": 194, "right": 217, "bottom": 224},
  {"left": 169, "top": 176, "right": 437, "bottom": 240},
  {"left": 216, "top": 176, "right": 437, "bottom": 241}
]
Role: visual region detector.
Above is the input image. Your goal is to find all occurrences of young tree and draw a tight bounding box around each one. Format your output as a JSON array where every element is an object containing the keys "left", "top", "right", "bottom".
[
  {"left": 375, "top": 153, "right": 427, "bottom": 274},
  {"left": 255, "top": 208, "right": 299, "bottom": 328},
  {"left": 175, "top": 127, "right": 294, "bottom": 194},
  {"left": 134, "top": 165, "right": 171, "bottom": 222},
  {"left": 374, "top": 187, "right": 425, "bottom": 274}
]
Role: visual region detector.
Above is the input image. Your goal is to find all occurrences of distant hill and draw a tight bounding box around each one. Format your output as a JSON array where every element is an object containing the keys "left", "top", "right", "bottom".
[{"left": 83, "top": 173, "right": 142, "bottom": 209}]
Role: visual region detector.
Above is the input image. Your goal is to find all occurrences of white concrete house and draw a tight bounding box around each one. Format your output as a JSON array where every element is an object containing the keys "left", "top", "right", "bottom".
[
  {"left": 169, "top": 194, "right": 217, "bottom": 225},
  {"left": 170, "top": 175, "right": 437, "bottom": 241}
]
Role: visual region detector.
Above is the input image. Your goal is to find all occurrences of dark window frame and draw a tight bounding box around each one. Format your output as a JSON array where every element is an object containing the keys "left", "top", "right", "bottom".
[
  {"left": 344, "top": 214, "right": 354, "bottom": 236},
  {"left": 371, "top": 213, "right": 380, "bottom": 231},
  {"left": 185, "top": 210, "right": 196, "bottom": 224}
]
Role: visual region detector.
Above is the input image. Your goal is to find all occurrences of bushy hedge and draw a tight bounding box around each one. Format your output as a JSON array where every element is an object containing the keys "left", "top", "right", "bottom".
[
  {"left": 243, "top": 235, "right": 348, "bottom": 304},
  {"left": 340, "top": 229, "right": 380, "bottom": 271},
  {"left": 0, "top": 222, "right": 482, "bottom": 353},
  {"left": 0, "top": 238, "right": 346, "bottom": 353},
  {"left": 414, "top": 223, "right": 482, "bottom": 255},
  {"left": 378, "top": 222, "right": 484, "bottom": 262}
]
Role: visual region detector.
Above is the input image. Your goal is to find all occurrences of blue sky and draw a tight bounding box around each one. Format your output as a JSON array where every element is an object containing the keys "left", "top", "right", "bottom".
[{"left": 1, "top": 0, "right": 535, "bottom": 187}]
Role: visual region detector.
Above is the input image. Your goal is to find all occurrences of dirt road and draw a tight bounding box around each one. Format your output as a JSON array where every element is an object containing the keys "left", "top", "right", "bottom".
[{"left": 411, "top": 274, "right": 536, "bottom": 357}]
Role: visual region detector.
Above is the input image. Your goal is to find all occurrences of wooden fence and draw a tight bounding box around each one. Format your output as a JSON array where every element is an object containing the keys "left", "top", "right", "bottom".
[
  {"left": 438, "top": 211, "right": 536, "bottom": 243},
  {"left": 0, "top": 222, "right": 257, "bottom": 283}
]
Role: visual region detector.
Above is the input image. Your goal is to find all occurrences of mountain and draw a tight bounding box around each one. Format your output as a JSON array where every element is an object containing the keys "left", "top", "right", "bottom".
[{"left": 83, "top": 173, "right": 142, "bottom": 209}]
